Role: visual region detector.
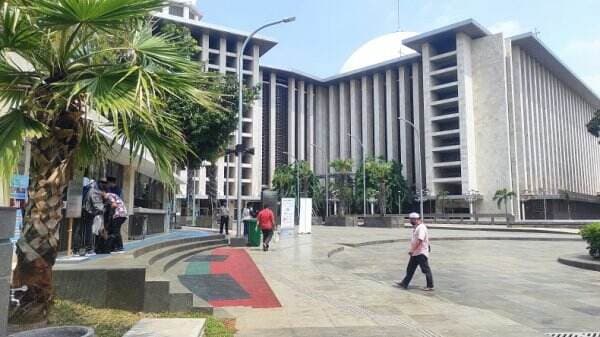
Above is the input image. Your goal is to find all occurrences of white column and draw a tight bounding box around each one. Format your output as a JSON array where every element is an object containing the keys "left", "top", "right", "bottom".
[
  {"left": 298, "top": 80, "right": 306, "bottom": 161},
  {"left": 288, "top": 78, "right": 296, "bottom": 163},
  {"left": 361, "top": 75, "right": 374, "bottom": 157},
  {"left": 269, "top": 72, "right": 277, "bottom": 186},
  {"left": 373, "top": 73, "right": 385, "bottom": 157},
  {"left": 315, "top": 86, "right": 329, "bottom": 174},
  {"left": 199, "top": 167, "right": 207, "bottom": 196},
  {"left": 456, "top": 33, "right": 477, "bottom": 192},
  {"left": 411, "top": 62, "right": 422, "bottom": 191},
  {"left": 329, "top": 85, "right": 339, "bottom": 161},
  {"left": 339, "top": 81, "right": 350, "bottom": 159},
  {"left": 350, "top": 79, "right": 362, "bottom": 167},
  {"left": 386, "top": 69, "right": 399, "bottom": 161},
  {"left": 398, "top": 66, "right": 411, "bottom": 180},
  {"left": 307, "top": 83, "right": 315, "bottom": 169},
  {"left": 201, "top": 33, "right": 209, "bottom": 70},
  {"left": 251, "top": 44, "right": 262, "bottom": 197}
]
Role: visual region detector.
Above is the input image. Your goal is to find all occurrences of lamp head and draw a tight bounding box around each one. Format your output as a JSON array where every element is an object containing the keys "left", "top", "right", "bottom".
[{"left": 282, "top": 16, "right": 296, "bottom": 23}]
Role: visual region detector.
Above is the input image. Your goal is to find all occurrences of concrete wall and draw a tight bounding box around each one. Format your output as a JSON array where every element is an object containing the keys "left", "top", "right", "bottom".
[{"left": 470, "top": 33, "right": 513, "bottom": 214}]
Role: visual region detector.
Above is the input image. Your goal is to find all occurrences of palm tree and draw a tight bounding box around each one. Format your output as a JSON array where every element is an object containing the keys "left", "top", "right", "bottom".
[
  {"left": 493, "top": 188, "right": 516, "bottom": 224},
  {"left": 329, "top": 159, "right": 353, "bottom": 216},
  {"left": 0, "top": 0, "right": 215, "bottom": 321}
]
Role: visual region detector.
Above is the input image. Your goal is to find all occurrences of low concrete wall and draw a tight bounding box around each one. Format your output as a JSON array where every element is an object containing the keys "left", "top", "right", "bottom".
[
  {"left": 53, "top": 266, "right": 146, "bottom": 311},
  {"left": 324, "top": 216, "right": 357, "bottom": 227},
  {"left": 363, "top": 216, "right": 403, "bottom": 228},
  {"left": 0, "top": 207, "right": 16, "bottom": 337}
]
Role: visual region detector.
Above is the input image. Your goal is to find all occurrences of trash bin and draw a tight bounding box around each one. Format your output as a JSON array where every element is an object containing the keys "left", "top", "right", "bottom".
[{"left": 246, "top": 219, "right": 261, "bottom": 247}]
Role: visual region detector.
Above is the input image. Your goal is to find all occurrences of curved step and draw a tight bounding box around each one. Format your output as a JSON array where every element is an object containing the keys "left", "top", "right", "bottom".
[
  {"left": 133, "top": 233, "right": 225, "bottom": 258},
  {"left": 145, "top": 245, "right": 227, "bottom": 313}
]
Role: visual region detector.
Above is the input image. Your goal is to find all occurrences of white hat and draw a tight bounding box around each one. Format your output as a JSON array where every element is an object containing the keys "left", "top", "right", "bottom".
[{"left": 408, "top": 212, "right": 420, "bottom": 219}]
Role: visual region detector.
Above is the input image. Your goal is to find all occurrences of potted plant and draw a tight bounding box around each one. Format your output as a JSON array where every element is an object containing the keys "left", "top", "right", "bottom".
[{"left": 580, "top": 223, "right": 600, "bottom": 259}]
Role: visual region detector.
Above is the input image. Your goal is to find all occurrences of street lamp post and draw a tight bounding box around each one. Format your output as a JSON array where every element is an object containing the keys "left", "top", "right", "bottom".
[
  {"left": 236, "top": 17, "right": 296, "bottom": 238},
  {"left": 398, "top": 118, "right": 424, "bottom": 219},
  {"left": 283, "top": 151, "right": 300, "bottom": 218},
  {"left": 347, "top": 134, "right": 366, "bottom": 219},
  {"left": 310, "top": 143, "right": 329, "bottom": 218}
]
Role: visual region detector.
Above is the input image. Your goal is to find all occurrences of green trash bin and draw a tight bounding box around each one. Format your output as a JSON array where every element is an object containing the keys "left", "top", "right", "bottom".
[{"left": 246, "top": 219, "right": 261, "bottom": 247}]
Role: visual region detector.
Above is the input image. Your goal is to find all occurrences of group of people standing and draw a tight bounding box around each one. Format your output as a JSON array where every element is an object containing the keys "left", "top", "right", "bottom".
[
  {"left": 217, "top": 202, "right": 276, "bottom": 252},
  {"left": 74, "top": 176, "right": 127, "bottom": 256}
]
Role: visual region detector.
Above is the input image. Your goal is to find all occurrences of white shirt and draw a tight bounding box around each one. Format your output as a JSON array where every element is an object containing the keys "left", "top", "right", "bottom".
[{"left": 410, "top": 223, "right": 430, "bottom": 257}]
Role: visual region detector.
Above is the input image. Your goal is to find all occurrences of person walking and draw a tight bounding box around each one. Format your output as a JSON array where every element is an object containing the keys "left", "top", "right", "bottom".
[
  {"left": 397, "top": 212, "right": 434, "bottom": 291},
  {"left": 219, "top": 202, "right": 230, "bottom": 235},
  {"left": 101, "top": 191, "right": 128, "bottom": 252},
  {"left": 242, "top": 203, "right": 252, "bottom": 238},
  {"left": 256, "top": 205, "right": 276, "bottom": 251}
]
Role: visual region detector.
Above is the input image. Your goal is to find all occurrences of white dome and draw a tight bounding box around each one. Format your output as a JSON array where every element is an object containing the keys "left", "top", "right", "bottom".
[{"left": 340, "top": 31, "right": 418, "bottom": 73}]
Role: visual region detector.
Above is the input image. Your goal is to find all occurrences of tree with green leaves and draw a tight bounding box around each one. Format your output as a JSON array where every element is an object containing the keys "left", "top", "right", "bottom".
[
  {"left": 0, "top": 0, "right": 215, "bottom": 321},
  {"left": 272, "top": 161, "right": 320, "bottom": 199},
  {"left": 329, "top": 159, "right": 353, "bottom": 216},
  {"left": 355, "top": 158, "right": 410, "bottom": 215},
  {"left": 493, "top": 188, "right": 516, "bottom": 224},
  {"left": 587, "top": 109, "right": 600, "bottom": 142},
  {"left": 160, "top": 23, "right": 258, "bottom": 216}
]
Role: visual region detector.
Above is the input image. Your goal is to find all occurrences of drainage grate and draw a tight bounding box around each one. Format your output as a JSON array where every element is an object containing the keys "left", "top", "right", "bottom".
[{"left": 545, "top": 333, "right": 600, "bottom": 337}]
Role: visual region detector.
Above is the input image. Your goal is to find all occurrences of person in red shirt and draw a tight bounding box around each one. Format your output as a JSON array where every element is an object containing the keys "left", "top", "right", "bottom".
[{"left": 256, "top": 205, "right": 276, "bottom": 251}]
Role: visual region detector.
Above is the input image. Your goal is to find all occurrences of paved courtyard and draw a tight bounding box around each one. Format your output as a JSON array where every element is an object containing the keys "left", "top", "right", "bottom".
[{"left": 220, "top": 225, "right": 598, "bottom": 337}]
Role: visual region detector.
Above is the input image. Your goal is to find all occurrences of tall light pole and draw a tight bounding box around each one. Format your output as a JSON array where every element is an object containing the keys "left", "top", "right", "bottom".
[
  {"left": 310, "top": 143, "right": 329, "bottom": 218},
  {"left": 283, "top": 151, "right": 300, "bottom": 218},
  {"left": 347, "top": 133, "right": 366, "bottom": 219},
  {"left": 399, "top": 117, "right": 424, "bottom": 219},
  {"left": 236, "top": 17, "right": 296, "bottom": 238}
]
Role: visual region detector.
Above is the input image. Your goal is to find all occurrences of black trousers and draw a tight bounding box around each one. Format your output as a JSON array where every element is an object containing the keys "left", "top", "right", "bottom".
[
  {"left": 401, "top": 254, "right": 434, "bottom": 288},
  {"left": 74, "top": 212, "right": 94, "bottom": 253},
  {"left": 262, "top": 229, "right": 273, "bottom": 246},
  {"left": 109, "top": 217, "right": 126, "bottom": 251},
  {"left": 220, "top": 215, "right": 229, "bottom": 235}
]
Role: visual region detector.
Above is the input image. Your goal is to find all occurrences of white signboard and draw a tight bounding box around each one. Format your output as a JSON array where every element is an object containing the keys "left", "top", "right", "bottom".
[
  {"left": 65, "top": 178, "right": 84, "bottom": 219},
  {"left": 280, "top": 198, "right": 296, "bottom": 229},
  {"left": 299, "top": 198, "right": 312, "bottom": 234}
]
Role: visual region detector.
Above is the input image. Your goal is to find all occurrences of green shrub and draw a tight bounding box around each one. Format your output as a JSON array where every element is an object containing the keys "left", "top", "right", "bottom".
[{"left": 580, "top": 223, "right": 600, "bottom": 253}]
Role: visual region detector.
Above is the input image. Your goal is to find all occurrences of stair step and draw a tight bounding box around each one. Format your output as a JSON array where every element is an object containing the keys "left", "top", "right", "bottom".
[
  {"left": 145, "top": 244, "right": 227, "bottom": 313},
  {"left": 133, "top": 234, "right": 225, "bottom": 258},
  {"left": 123, "top": 318, "right": 205, "bottom": 337}
]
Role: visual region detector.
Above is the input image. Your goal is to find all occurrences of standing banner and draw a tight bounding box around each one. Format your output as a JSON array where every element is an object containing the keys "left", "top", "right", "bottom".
[
  {"left": 280, "top": 198, "right": 295, "bottom": 229},
  {"left": 65, "top": 177, "right": 83, "bottom": 256},
  {"left": 299, "top": 198, "right": 312, "bottom": 234},
  {"left": 10, "top": 175, "right": 29, "bottom": 244}
]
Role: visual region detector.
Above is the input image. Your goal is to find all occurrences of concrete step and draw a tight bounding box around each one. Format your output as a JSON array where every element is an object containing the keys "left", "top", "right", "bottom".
[
  {"left": 144, "top": 244, "right": 227, "bottom": 313},
  {"left": 146, "top": 240, "right": 228, "bottom": 275},
  {"left": 123, "top": 318, "right": 205, "bottom": 337},
  {"left": 133, "top": 233, "right": 226, "bottom": 258}
]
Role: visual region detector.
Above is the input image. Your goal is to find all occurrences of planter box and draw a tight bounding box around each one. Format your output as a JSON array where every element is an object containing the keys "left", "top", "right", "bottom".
[
  {"left": 324, "top": 216, "right": 357, "bottom": 227},
  {"left": 363, "top": 216, "right": 404, "bottom": 228}
]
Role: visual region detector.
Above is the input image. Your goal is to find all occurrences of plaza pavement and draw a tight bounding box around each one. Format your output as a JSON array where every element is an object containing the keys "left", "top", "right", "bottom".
[{"left": 219, "top": 225, "right": 598, "bottom": 337}]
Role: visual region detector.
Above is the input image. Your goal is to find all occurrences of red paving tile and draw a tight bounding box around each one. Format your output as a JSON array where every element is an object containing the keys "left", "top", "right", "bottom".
[{"left": 209, "top": 247, "right": 281, "bottom": 308}]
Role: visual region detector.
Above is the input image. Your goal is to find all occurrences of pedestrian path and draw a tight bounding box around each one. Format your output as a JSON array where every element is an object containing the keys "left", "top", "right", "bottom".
[
  {"left": 221, "top": 225, "right": 592, "bottom": 337},
  {"left": 174, "top": 247, "right": 280, "bottom": 309}
]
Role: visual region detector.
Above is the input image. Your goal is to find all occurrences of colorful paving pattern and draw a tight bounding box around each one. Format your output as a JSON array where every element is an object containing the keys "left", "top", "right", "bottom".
[{"left": 179, "top": 247, "right": 281, "bottom": 308}]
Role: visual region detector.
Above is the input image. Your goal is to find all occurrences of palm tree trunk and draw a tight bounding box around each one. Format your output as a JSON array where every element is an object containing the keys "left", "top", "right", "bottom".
[{"left": 12, "top": 126, "right": 78, "bottom": 322}]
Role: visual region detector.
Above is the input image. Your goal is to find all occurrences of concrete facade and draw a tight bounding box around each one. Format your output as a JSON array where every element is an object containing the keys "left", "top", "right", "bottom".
[
  {"left": 260, "top": 21, "right": 600, "bottom": 219},
  {"left": 160, "top": 2, "right": 600, "bottom": 219}
]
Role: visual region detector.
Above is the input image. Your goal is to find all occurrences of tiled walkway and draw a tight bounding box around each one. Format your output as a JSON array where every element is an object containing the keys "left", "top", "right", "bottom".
[{"left": 222, "top": 225, "right": 596, "bottom": 337}]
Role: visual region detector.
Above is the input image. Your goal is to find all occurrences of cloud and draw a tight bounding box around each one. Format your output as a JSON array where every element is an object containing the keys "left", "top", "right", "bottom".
[{"left": 490, "top": 20, "right": 526, "bottom": 37}]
